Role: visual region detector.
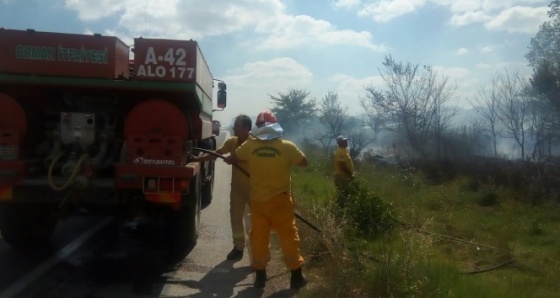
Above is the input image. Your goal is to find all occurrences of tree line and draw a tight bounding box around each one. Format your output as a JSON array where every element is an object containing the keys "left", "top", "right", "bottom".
[{"left": 267, "top": 0, "right": 560, "bottom": 162}]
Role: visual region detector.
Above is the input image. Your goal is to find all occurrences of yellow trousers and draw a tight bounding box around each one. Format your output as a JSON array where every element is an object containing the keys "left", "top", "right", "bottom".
[
  {"left": 249, "top": 192, "right": 304, "bottom": 270},
  {"left": 230, "top": 183, "right": 250, "bottom": 250}
]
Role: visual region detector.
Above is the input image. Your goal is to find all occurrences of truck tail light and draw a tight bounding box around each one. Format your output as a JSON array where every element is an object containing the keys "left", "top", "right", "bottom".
[{"left": 178, "top": 179, "right": 189, "bottom": 191}]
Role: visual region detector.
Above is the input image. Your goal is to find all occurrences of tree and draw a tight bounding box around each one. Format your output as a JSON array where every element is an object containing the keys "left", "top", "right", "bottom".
[
  {"left": 529, "top": 98, "right": 550, "bottom": 160},
  {"left": 269, "top": 88, "right": 316, "bottom": 136},
  {"left": 362, "top": 55, "right": 457, "bottom": 160},
  {"left": 496, "top": 72, "right": 532, "bottom": 159},
  {"left": 314, "top": 91, "right": 348, "bottom": 152},
  {"left": 524, "top": 0, "right": 560, "bottom": 158},
  {"left": 469, "top": 75, "right": 502, "bottom": 157},
  {"left": 360, "top": 88, "right": 389, "bottom": 143},
  {"left": 526, "top": 1, "right": 560, "bottom": 127},
  {"left": 348, "top": 129, "right": 371, "bottom": 159}
]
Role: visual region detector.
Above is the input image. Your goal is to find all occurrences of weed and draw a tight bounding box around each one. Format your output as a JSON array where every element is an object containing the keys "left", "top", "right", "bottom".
[
  {"left": 334, "top": 178, "right": 396, "bottom": 238},
  {"left": 293, "top": 153, "right": 560, "bottom": 298}
]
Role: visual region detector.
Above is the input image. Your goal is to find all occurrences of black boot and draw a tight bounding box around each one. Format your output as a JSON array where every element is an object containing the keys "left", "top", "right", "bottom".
[
  {"left": 290, "top": 267, "right": 307, "bottom": 289},
  {"left": 254, "top": 270, "right": 267, "bottom": 288},
  {"left": 226, "top": 247, "right": 243, "bottom": 261}
]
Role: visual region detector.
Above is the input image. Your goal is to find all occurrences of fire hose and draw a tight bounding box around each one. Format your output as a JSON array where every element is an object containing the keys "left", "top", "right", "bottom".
[{"left": 193, "top": 147, "right": 322, "bottom": 234}]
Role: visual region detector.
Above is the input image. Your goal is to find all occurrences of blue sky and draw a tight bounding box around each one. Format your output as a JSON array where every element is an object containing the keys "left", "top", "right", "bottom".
[{"left": 0, "top": 0, "right": 551, "bottom": 124}]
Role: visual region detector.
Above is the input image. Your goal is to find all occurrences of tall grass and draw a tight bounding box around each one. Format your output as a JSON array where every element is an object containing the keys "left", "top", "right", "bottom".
[{"left": 291, "top": 150, "right": 560, "bottom": 298}]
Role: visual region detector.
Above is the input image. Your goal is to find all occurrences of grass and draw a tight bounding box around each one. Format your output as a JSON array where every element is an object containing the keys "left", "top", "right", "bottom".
[{"left": 290, "top": 152, "right": 560, "bottom": 298}]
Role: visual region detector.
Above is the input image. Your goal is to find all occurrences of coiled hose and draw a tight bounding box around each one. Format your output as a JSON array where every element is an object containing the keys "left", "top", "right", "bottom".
[{"left": 48, "top": 151, "right": 90, "bottom": 191}]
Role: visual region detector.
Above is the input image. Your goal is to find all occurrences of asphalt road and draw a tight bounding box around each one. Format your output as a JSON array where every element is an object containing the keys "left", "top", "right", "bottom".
[{"left": 0, "top": 130, "right": 299, "bottom": 298}]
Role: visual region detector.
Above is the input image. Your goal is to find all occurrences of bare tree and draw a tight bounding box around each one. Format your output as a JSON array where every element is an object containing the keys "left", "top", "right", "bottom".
[
  {"left": 496, "top": 71, "right": 532, "bottom": 159},
  {"left": 469, "top": 75, "right": 502, "bottom": 157},
  {"left": 362, "top": 55, "right": 457, "bottom": 159},
  {"left": 360, "top": 88, "right": 389, "bottom": 142},
  {"left": 314, "top": 91, "right": 348, "bottom": 151},
  {"left": 430, "top": 73, "right": 459, "bottom": 159},
  {"left": 348, "top": 129, "right": 372, "bottom": 159}
]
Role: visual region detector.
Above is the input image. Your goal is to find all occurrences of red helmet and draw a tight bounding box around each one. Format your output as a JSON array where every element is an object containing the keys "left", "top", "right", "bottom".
[{"left": 255, "top": 111, "right": 277, "bottom": 126}]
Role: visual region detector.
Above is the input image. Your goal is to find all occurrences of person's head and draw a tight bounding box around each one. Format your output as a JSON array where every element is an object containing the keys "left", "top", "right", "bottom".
[
  {"left": 336, "top": 135, "right": 348, "bottom": 148},
  {"left": 255, "top": 110, "right": 277, "bottom": 128},
  {"left": 252, "top": 110, "right": 283, "bottom": 140},
  {"left": 233, "top": 114, "right": 252, "bottom": 140}
]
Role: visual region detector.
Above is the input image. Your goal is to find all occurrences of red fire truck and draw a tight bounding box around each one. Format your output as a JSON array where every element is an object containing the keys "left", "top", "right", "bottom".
[{"left": 0, "top": 28, "right": 225, "bottom": 253}]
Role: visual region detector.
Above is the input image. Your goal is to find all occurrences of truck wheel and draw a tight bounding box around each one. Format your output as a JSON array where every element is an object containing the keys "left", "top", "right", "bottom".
[
  {"left": 0, "top": 203, "right": 58, "bottom": 249},
  {"left": 200, "top": 138, "right": 216, "bottom": 210},
  {"left": 201, "top": 159, "right": 214, "bottom": 210},
  {"left": 167, "top": 174, "right": 201, "bottom": 257}
]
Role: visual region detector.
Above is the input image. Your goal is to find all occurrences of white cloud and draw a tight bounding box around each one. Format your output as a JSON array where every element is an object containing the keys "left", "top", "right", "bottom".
[
  {"left": 456, "top": 48, "right": 469, "bottom": 56},
  {"left": 484, "top": 6, "right": 548, "bottom": 34},
  {"left": 433, "top": 0, "right": 482, "bottom": 13},
  {"left": 350, "top": 0, "right": 548, "bottom": 35},
  {"left": 64, "top": 0, "right": 128, "bottom": 21},
  {"left": 255, "top": 14, "right": 385, "bottom": 51},
  {"left": 64, "top": 0, "right": 383, "bottom": 50},
  {"left": 448, "top": 10, "right": 492, "bottom": 26},
  {"left": 442, "top": 2, "right": 548, "bottom": 33},
  {"left": 358, "top": 0, "right": 426, "bottom": 22},
  {"left": 332, "top": 0, "right": 361, "bottom": 9}
]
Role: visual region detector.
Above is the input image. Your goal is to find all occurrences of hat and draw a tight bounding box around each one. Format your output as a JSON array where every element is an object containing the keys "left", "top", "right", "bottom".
[
  {"left": 255, "top": 110, "right": 277, "bottom": 126},
  {"left": 336, "top": 135, "right": 348, "bottom": 142}
]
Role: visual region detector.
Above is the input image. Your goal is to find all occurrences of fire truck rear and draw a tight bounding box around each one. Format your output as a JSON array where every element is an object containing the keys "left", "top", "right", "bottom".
[{"left": 0, "top": 28, "right": 226, "bottom": 253}]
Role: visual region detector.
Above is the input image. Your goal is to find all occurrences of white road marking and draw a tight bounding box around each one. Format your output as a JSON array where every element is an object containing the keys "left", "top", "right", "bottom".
[{"left": 0, "top": 217, "right": 113, "bottom": 298}]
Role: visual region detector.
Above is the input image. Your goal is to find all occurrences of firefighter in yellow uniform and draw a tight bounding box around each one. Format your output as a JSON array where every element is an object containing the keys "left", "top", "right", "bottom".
[
  {"left": 192, "top": 114, "right": 252, "bottom": 261},
  {"left": 225, "top": 111, "right": 308, "bottom": 289},
  {"left": 333, "top": 134, "right": 355, "bottom": 190}
]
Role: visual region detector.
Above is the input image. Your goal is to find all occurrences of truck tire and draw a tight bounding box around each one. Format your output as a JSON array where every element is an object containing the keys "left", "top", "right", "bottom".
[
  {"left": 201, "top": 159, "right": 215, "bottom": 210},
  {"left": 200, "top": 138, "right": 216, "bottom": 209},
  {"left": 0, "top": 203, "right": 58, "bottom": 249},
  {"left": 167, "top": 174, "right": 201, "bottom": 258}
]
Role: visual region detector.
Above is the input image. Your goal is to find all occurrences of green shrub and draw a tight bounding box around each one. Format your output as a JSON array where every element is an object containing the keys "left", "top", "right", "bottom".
[{"left": 335, "top": 178, "right": 396, "bottom": 238}]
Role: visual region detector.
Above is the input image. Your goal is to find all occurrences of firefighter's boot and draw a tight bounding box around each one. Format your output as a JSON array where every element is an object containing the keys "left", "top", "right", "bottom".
[
  {"left": 226, "top": 247, "right": 243, "bottom": 261},
  {"left": 290, "top": 267, "right": 307, "bottom": 289},
  {"left": 254, "top": 270, "right": 267, "bottom": 288}
]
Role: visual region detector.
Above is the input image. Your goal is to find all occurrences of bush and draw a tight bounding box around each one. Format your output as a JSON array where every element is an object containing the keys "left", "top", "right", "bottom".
[{"left": 335, "top": 178, "right": 396, "bottom": 238}]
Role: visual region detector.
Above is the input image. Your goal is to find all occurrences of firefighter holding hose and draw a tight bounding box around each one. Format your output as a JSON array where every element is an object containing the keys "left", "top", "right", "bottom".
[
  {"left": 192, "top": 114, "right": 252, "bottom": 261},
  {"left": 224, "top": 110, "right": 308, "bottom": 289}
]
